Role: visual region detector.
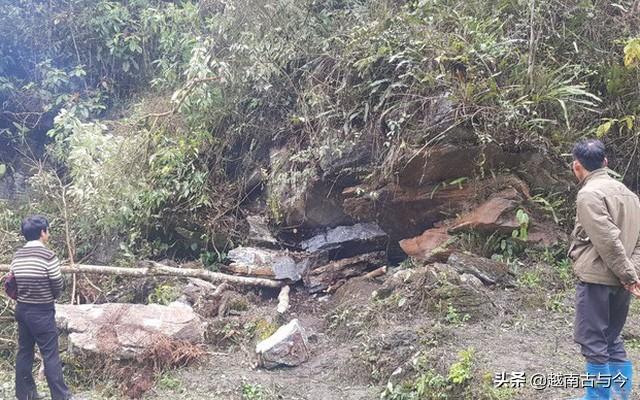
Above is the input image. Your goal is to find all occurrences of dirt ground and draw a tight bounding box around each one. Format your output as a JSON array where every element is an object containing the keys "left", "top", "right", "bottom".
[
  {"left": 3, "top": 272, "right": 640, "bottom": 400},
  {"left": 144, "top": 279, "right": 640, "bottom": 400}
]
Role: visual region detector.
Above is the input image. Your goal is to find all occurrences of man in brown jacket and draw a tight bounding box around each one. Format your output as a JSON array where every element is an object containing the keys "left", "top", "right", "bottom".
[{"left": 569, "top": 139, "right": 640, "bottom": 400}]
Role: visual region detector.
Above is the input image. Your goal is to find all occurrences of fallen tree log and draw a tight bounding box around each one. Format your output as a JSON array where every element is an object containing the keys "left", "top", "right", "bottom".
[{"left": 0, "top": 262, "right": 284, "bottom": 288}]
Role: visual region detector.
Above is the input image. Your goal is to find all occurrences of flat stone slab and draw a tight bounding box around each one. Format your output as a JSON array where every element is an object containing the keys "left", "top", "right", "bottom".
[{"left": 300, "top": 222, "right": 388, "bottom": 259}]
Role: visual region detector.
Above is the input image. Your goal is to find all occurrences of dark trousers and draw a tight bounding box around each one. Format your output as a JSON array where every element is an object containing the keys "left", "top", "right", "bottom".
[
  {"left": 15, "top": 302, "right": 70, "bottom": 400},
  {"left": 574, "top": 282, "right": 631, "bottom": 364}
]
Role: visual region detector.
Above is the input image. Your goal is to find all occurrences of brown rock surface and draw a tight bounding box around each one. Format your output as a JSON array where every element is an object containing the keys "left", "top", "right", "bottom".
[
  {"left": 398, "top": 144, "right": 529, "bottom": 187},
  {"left": 343, "top": 175, "right": 530, "bottom": 242},
  {"left": 342, "top": 181, "right": 477, "bottom": 240},
  {"left": 398, "top": 227, "right": 454, "bottom": 261},
  {"left": 449, "top": 188, "right": 524, "bottom": 234}
]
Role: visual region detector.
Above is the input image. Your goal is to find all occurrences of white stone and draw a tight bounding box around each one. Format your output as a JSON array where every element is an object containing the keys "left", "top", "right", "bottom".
[{"left": 256, "top": 319, "right": 310, "bottom": 369}]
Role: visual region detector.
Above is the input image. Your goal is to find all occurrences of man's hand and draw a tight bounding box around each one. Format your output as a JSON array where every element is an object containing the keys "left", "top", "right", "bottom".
[{"left": 624, "top": 281, "right": 640, "bottom": 298}]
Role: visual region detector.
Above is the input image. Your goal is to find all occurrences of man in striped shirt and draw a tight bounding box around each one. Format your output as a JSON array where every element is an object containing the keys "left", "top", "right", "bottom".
[{"left": 11, "top": 215, "right": 72, "bottom": 400}]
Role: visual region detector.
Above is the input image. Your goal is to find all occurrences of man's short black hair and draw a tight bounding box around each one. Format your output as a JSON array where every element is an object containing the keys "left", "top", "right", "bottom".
[
  {"left": 572, "top": 139, "right": 606, "bottom": 172},
  {"left": 21, "top": 215, "right": 49, "bottom": 241}
]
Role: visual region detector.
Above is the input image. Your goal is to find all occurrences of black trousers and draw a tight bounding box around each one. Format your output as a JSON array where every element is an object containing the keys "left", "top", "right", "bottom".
[
  {"left": 574, "top": 282, "right": 631, "bottom": 364},
  {"left": 14, "top": 302, "right": 70, "bottom": 400}
]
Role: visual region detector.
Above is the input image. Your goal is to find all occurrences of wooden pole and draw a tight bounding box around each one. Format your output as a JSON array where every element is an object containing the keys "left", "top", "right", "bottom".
[{"left": 0, "top": 262, "right": 284, "bottom": 288}]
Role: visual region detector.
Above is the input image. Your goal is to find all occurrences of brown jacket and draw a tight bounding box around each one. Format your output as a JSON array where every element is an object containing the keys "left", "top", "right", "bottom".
[{"left": 569, "top": 169, "right": 640, "bottom": 286}]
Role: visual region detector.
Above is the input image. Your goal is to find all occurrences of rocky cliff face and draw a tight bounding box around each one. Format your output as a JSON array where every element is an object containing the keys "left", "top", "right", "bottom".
[{"left": 224, "top": 137, "right": 571, "bottom": 293}]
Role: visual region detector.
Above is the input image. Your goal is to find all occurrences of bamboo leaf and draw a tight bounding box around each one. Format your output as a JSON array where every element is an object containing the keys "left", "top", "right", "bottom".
[
  {"left": 596, "top": 121, "right": 613, "bottom": 138},
  {"left": 557, "top": 99, "right": 570, "bottom": 129}
]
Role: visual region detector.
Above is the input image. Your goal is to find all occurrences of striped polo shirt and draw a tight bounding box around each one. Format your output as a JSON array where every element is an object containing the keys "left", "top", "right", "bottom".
[{"left": 10, "top": 241, "right": 64, "bottom": 304}]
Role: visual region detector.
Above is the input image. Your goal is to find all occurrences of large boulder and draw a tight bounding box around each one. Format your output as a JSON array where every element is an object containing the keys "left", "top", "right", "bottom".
[
  {"left": 294, "top": 181, "right": 354, "bottom": 228},
  {"left": 317, "top": 138, "right": 372, "bottom": 179},
  {"left": 55, "top": 302, "right": 206, "bottom": 359},
  {"left": 398, "top": 144, "right": 486, "bottom": 187},
  {"left": 256, "top": 319, "right": 310, "bottom": 369},
  {"left": 526, "top": 218, "right": 569, "bottom": 247},
  {"left": 517, "top": 152, "right": 573, "bottom": 192}
]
